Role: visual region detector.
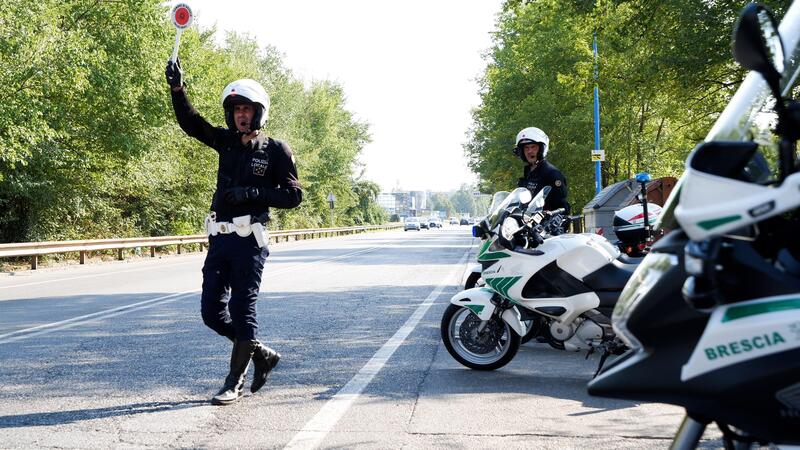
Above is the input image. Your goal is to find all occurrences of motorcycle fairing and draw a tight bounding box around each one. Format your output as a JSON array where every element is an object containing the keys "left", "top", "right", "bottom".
[
  {"left": 682, "top": 294, "right": 800, "bottom": 380},
  {"left": 676, "top": 143, "right": 800, "bottom": 241},
  {"left": 555, "top": 234, "right": 618, "bottom": 280},
  {"left": 449, "top": 287, "right": 527, "bottom": 336},
  {"left": 516, "top": 292, "right": 601, "bottom": 325}
]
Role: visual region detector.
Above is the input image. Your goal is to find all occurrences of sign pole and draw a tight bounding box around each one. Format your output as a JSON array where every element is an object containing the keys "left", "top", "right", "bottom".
[
  {"left": 327, "top": 193, "right": 336, "bottom": 228},
  {"left": 170, "top": 3, "right": 193, "bottom": 63},
  {"left": 592, "top": 32, "right": 602, "bottom": 194}
]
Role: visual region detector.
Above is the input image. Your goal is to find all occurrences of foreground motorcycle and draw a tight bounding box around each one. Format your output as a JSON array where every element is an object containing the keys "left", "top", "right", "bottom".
[
  {"left": 441, "top": 186, "right": 630, "bottom": 371},
  {"left": 588, "top": 3, "right": 800, "bottom": 448}
]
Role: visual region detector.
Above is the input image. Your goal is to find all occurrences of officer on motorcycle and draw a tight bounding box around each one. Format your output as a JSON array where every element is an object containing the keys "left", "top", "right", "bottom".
[
  {"left": 515, "top": 127, "right": 570, "bottom": 221},
  {"left": 165, "top": 59, "right": 302, "bottom": 405}
]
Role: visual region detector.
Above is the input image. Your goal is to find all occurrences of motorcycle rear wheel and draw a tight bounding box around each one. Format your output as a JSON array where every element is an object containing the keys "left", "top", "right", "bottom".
[{"left": 440, "top": 304, "right": 520, "bottom": 370}]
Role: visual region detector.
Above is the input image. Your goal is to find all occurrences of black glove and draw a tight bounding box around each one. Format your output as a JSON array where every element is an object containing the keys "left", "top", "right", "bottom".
[
  {"left": 165, "top": 59, "right": 183, "bottom": 89},
  {"left": 224, "top": 186, "right": 260, "bottom": 205}
]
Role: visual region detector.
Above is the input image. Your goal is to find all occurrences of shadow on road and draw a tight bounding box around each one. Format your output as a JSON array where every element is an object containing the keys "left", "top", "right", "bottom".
[{"left": 0, "top": 399, "right": 206, "bottom": 428}]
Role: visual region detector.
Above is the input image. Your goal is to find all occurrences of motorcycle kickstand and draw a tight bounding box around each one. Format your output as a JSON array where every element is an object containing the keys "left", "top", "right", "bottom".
[{"left": 593, "top": 349, "right": 611, "bottom": 378}]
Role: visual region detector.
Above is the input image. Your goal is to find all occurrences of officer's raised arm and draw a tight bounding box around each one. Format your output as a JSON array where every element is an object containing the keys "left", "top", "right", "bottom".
[{"left": 165, "top": 59, "right": 222, "bottom": 148}]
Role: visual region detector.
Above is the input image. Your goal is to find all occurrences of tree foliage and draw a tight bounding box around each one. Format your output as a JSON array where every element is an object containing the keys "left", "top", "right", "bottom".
[
  {"left": 0, "top": 0, "right": 377, "bottom": 243},
  {"left": 467, "top": 0, "right": 792, "bottom": 212}
]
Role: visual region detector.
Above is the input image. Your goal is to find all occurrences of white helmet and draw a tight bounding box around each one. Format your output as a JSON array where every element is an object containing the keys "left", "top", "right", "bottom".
[
  {"left": 220, "top": 79, "right": 270, "bottom": 131},
  {"left": 514, "top": 127, "right": 549, "bottom": 161}
]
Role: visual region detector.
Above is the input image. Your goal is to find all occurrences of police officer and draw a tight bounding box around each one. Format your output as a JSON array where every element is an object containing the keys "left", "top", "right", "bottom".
[
  {"left": 514, "top": 127, "right": 570, "bottom": 217},
  {"left": 165, "top": 59, "right": 302, "bottom": 405}
]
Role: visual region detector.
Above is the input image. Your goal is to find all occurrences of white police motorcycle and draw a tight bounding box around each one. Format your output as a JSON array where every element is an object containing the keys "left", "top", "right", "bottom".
[{"left": 441, "top": 186, "right": 631, "bottom": 371}]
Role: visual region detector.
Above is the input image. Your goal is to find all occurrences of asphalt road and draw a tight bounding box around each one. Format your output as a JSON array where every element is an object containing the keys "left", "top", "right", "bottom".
[{"left": 0, "top": 228, "right": 722, "bottom": 449}]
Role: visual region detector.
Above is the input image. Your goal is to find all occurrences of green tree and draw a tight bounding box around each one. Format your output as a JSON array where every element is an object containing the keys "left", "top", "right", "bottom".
[
  {"left": 428, "top": 192, "right": 455, "bottom": 217},
  {"left": 449, "top": 185, "right": 478, "bottom": 217},
  {"left": 467, "top": 0, "right": 792, "bottom": 213},
  {"left": 346, "top": 179, "right": 387, "bottom": 225},
  {"left": 0, "top": 0, "right": 378, "bottom": 244}
]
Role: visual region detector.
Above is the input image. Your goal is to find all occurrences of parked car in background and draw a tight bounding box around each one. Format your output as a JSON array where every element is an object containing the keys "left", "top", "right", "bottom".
[
  {"left": 459, "top": 217, "right": 469, "bottom": 225},
  {"left": 404, "top": 217, "right": 421, "bottom": 231},
  {"left": 429, "top": 217, "right": 443, "bottom": 228},
  {"left": 449, "top": 218, "right": 458, "bottom": 225},
  {"left": 420, "top": 219, "right": 429, "bottom": 229}
]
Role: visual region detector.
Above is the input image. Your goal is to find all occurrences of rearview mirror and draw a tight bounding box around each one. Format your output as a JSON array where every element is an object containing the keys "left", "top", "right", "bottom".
[{"left": 732, "top": 3, "right": 784, "bottom": 93}]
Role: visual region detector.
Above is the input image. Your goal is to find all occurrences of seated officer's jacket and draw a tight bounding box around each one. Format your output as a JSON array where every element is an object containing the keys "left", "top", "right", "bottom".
[
  {"left": 171, "top": 88, "right": 302, "bottom": 221},
  {"left": 517, "top": 160, "right": 570, "bottom": 215}
]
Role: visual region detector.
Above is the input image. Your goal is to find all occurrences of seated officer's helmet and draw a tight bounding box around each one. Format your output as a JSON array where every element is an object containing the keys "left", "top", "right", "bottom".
[
  {"left": 221, "top": 79, "right": 270, "bottom": 131},
  {"left": 513, "top": 127, "right": 549, "bottom": 162}
]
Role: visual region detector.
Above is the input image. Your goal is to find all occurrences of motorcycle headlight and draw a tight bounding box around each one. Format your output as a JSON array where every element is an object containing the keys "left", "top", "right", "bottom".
[
  {"left": 500, "top": 216, "right": 522, "bottom": 240},
  {"left": 612, "top": 252, "right": 678, "bottom": 348}
]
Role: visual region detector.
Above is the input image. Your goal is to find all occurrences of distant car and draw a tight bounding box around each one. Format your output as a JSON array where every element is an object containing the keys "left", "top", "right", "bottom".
[
  {"left": 449, "top": 218, "right": 458, "bottom": 225},
  {"left": 459, "top": 218, "right": 469, "bottom": 225},
  {"left": 420, "top": 220, "right": 429, "bottom": 229},
  {"left": 429, "top": 218, "right": 442, "bottom": 228},
  {"left": 404, "top": 217, "right": 420, "bottom": 231}
]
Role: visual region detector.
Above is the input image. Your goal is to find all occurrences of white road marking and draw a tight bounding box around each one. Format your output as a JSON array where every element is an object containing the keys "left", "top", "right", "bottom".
[
  {"left": 0, "top": 259, "right": 198, "bottom": 290},
  {"left": 0, "top": 246, "right": 386, "bottom": 344},
  {"left": 0, "top": 291, "right": 199, "bottom": 344},
  {"left": 284, "top": 250, "right": 470, "bottom": 450}
]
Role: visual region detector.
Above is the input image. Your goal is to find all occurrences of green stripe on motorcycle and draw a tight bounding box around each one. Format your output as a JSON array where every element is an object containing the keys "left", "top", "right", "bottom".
[
  {"left": 478, "top": 251, "right": 511, "bottom": 261},
  {"left": 722, "top": 298, "right": 800, "bottom": 322},
  {"left": 497, "top": 277, "right": 517, "bottom": 296},
  {"left": 465, "top": 304, "right": 485, "bottom": 315},
  {"left": 485, "top": 276, "right": 521, "bottom": 298},
  {"left": 697, "top": 215, "right": 741, "bottom": 230}
]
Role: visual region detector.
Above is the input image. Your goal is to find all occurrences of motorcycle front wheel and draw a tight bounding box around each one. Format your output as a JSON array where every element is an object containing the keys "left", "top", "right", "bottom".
[{"left": 440, "top": 304, "right": 520, "bottom": 370}]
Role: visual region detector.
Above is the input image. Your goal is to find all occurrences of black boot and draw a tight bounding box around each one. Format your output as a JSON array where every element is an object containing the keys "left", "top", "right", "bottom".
[
  {"left": 211, "top": 339, "right": 255, "bottom": 405},
  {"left": 251, "top": 340, "right": 281, "bottom": 393}
]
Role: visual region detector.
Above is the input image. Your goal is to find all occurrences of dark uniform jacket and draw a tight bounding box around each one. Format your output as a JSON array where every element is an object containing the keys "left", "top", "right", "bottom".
[
  {"left": 171, "top": 88, "right": 302, "bottom": 222},
  {"left": 517, "top": 160, "right": 570, "bottom": 215}
]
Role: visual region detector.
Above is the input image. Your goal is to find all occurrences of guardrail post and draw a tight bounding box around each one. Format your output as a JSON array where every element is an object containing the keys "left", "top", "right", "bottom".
[
  {"left": 31, "top": 255, "right": 37, "bottom": 270},
  {"left": 80, "top": 251, "right": 87, "bottom": 265},
  {"left": 151, "top": 246, "right": 156, "bottom": 257},
  {"left": 117, "top": 248, "right": 124, "bottom": 260},
  {"left": 177, "top": 244, "right": 182, "bottom": 255}
]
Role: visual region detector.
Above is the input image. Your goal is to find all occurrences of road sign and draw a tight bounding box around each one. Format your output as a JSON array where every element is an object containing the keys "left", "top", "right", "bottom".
[
  {"left": 591, "top": 149, "right": 605, "bottom": 162},
  {"left": 170, "top": 3, "right": 194, "bottom": 63}
]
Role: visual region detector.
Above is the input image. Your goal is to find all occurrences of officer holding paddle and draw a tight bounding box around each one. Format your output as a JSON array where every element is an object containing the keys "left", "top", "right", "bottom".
[{"left": 165, "top": 3, "right": 302, "bottom": 405}]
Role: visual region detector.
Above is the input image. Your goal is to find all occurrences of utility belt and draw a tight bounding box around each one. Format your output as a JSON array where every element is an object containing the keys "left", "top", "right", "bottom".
[{"left": 204, "top": 212, "right": 269, "bottom": 248}]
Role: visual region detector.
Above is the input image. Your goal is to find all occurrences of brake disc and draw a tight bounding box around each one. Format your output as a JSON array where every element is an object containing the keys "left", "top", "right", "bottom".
[{"left": 459, "top": 313, "right": 505, "bottom": 354}]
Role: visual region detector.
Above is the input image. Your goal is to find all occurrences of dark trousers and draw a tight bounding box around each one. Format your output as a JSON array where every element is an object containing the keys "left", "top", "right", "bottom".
[{"left": 200, "top": 233, "right": 269, "bottom": 341}]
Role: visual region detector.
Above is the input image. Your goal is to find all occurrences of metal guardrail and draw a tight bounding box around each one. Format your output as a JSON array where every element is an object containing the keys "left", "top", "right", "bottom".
[{"left": 0, "top": 223, "right": 402, "bottom": 270}]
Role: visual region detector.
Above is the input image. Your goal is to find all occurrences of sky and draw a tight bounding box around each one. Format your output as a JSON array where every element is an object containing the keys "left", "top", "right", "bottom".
[{"left": 169, "top": 0, "right": 504, "bottom": 193}]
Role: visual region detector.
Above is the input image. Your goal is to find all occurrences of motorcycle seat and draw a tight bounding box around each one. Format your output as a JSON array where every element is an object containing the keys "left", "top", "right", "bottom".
[{"left": 582, "top": 259, "right": 636, "bottom": 292}]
